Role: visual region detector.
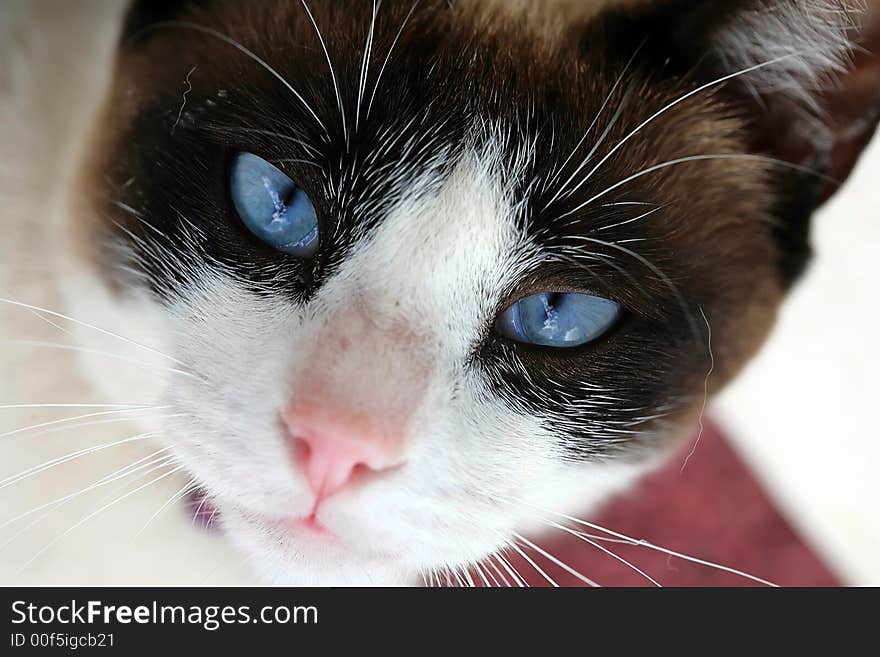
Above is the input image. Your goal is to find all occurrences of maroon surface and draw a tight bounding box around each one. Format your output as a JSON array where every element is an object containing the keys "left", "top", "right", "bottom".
[{"left": 485, "top": 421, "right": 840, "bottom": 587}]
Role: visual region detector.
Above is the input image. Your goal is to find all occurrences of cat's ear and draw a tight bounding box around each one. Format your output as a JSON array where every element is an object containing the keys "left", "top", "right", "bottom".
[{"left": 599, "top": 0, "right": 880, "bottom": 280}]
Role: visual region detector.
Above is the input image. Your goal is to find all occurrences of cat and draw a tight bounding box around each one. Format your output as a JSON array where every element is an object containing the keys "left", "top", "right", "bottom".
[{"left": 1, "top": 0, "right": 878, "bottom": 585}]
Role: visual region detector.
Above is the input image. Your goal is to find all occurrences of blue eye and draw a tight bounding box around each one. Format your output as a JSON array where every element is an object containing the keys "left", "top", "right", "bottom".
[
  {"left": 496, "top": 292, "right": 622, "bottom": 348},
  {"left": 230, "top": 152, "right": 319, "bottom": 257}
]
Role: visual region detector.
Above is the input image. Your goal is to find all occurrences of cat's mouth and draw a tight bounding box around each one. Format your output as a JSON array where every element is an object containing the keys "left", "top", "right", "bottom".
[{"left": 187, "top": 487, "right": 334, "bottom": 539}]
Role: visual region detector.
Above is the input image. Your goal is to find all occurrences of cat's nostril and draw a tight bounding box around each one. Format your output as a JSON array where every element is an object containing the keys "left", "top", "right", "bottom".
[
  {"left": 287, "top": 427, "right": 402, "bottom": 501},
  {"left": 290, "top": 434, "right": 312, "bottom": 468}
]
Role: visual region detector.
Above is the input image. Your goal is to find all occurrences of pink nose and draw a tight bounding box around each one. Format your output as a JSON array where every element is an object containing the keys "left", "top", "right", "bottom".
[{"left": 284, "top": 403, "right": 405, "bottom": 501}]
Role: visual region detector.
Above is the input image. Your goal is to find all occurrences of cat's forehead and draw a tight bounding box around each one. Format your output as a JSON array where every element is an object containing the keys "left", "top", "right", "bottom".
[{"left": 109, "top": 0, "right": 764, "bottom": 261}]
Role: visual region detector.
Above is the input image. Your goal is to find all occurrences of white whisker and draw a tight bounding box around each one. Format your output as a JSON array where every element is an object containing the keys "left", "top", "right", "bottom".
[
  {"left": 494, "top": 551, "right": 528, "bottom": 587},
  {"left": 480, "top": 559, "right": 501, "bottom": 587},
  {"left": 0, "top": 459, "right": 176, "bottom": 555},
  {"left": 545, "top": 88, "right": 632, "bottom": 208},
  {"left": 6, "top": 340, "right": 202, "bottom": 381},
  {"left": 0, "top": 407, "right": 171, "bottom": 441},
  {"left": 542, "top": 520, "right": 659, "bottom": 586},
  {"left": 514, "top": 533, "right": 600, "bottom": 587},
  {"left": 0, "top": 449, "right": 175, "bottom": 540},
  {"left": 498, "top": 495, "right": 777, "bottom": 586},
  {"left": 2, "top": 290, "right": 75, "bottom": 339},
  {"left": 0, "top": 297, "right": 187, "bottom": 367},
  {"left": 547, "top": 510, "right": 776, "bottom": 587},
  {"left": 0, "top": 431, "right": 159, "bottom": 490},
  {"left": 594, "top": 205, "right": 664, "bottom": 233},
  {"left": 543, "top": 44, "right": 642, "bottom": 199},
  {"left": 0, "top": 403, "right": 155, "bottom": 411},
  {"left": 171, "top": 66, "right": 197, "bottom": 135},
  {"left": 555, "top": 153, "right": 833, "bottom": 223},
  {"left": 16, "top": 464, "right": 184, "bottom": 573},
  {"left": 366, "top": 1, "right": 419, "bottom": 121},
  {"left": 556, "top": 51, "right": 828, "bottom": 203},
  {"left": 134, "top": 476, "right": 199, "bottom": 539},
  {"left": 356, "top": 0, "right": 380, "bottom": 133},
  {"left": 5, "top": 413, "right": 183, "bottom": 443},
  {"left": 485, "top": 555, "right": 512, "bottom": 587},
  {"left": 299, "top": 0, "right": 346, "bottom": 141},
  {"left": 191, "top": 490, "right": 212, "bottom": 527},
  {"left": 506, "top": 539, "right": 559, "bottom": 587},
  {"left": 681, "top": 306, "right": 714, "bottom": 473},
  {"left": 472, "top": 560, "right": 492, "bottom": 587}
]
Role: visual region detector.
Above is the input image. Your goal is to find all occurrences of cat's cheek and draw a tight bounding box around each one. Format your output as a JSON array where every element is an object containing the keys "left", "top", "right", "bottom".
[{"left": 57, "top": 258, "right": 172, "bottom": 423}]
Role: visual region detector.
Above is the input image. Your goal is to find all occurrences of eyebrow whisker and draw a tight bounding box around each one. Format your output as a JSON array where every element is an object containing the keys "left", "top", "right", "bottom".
[
  {"left": 151, "top": 20, "right": 330, "bottom": 140},
  {"left": 543, "top": 40, "right": 646, "bottom": 200},
  {"left": 298, "top": 0, "right": 347, "bottom": 143},
  {"left": 356, "top": 0, "right": 381, "bottom": 134},
  {"left": 552, "top": 49, "right": 835, "bottom": 205},
  {"left": 366, "top": 0, "right": 421, "bottom": 122}
]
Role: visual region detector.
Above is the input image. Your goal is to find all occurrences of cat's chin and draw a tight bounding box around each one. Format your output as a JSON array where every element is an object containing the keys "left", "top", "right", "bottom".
[{"left": 219, "top": 505, "right": 419, "bottom": 586}]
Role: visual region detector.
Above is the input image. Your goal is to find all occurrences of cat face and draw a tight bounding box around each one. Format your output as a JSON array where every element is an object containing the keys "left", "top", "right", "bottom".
[{"left": 64, "top": 0, "right": 878, "bottom": 584}]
